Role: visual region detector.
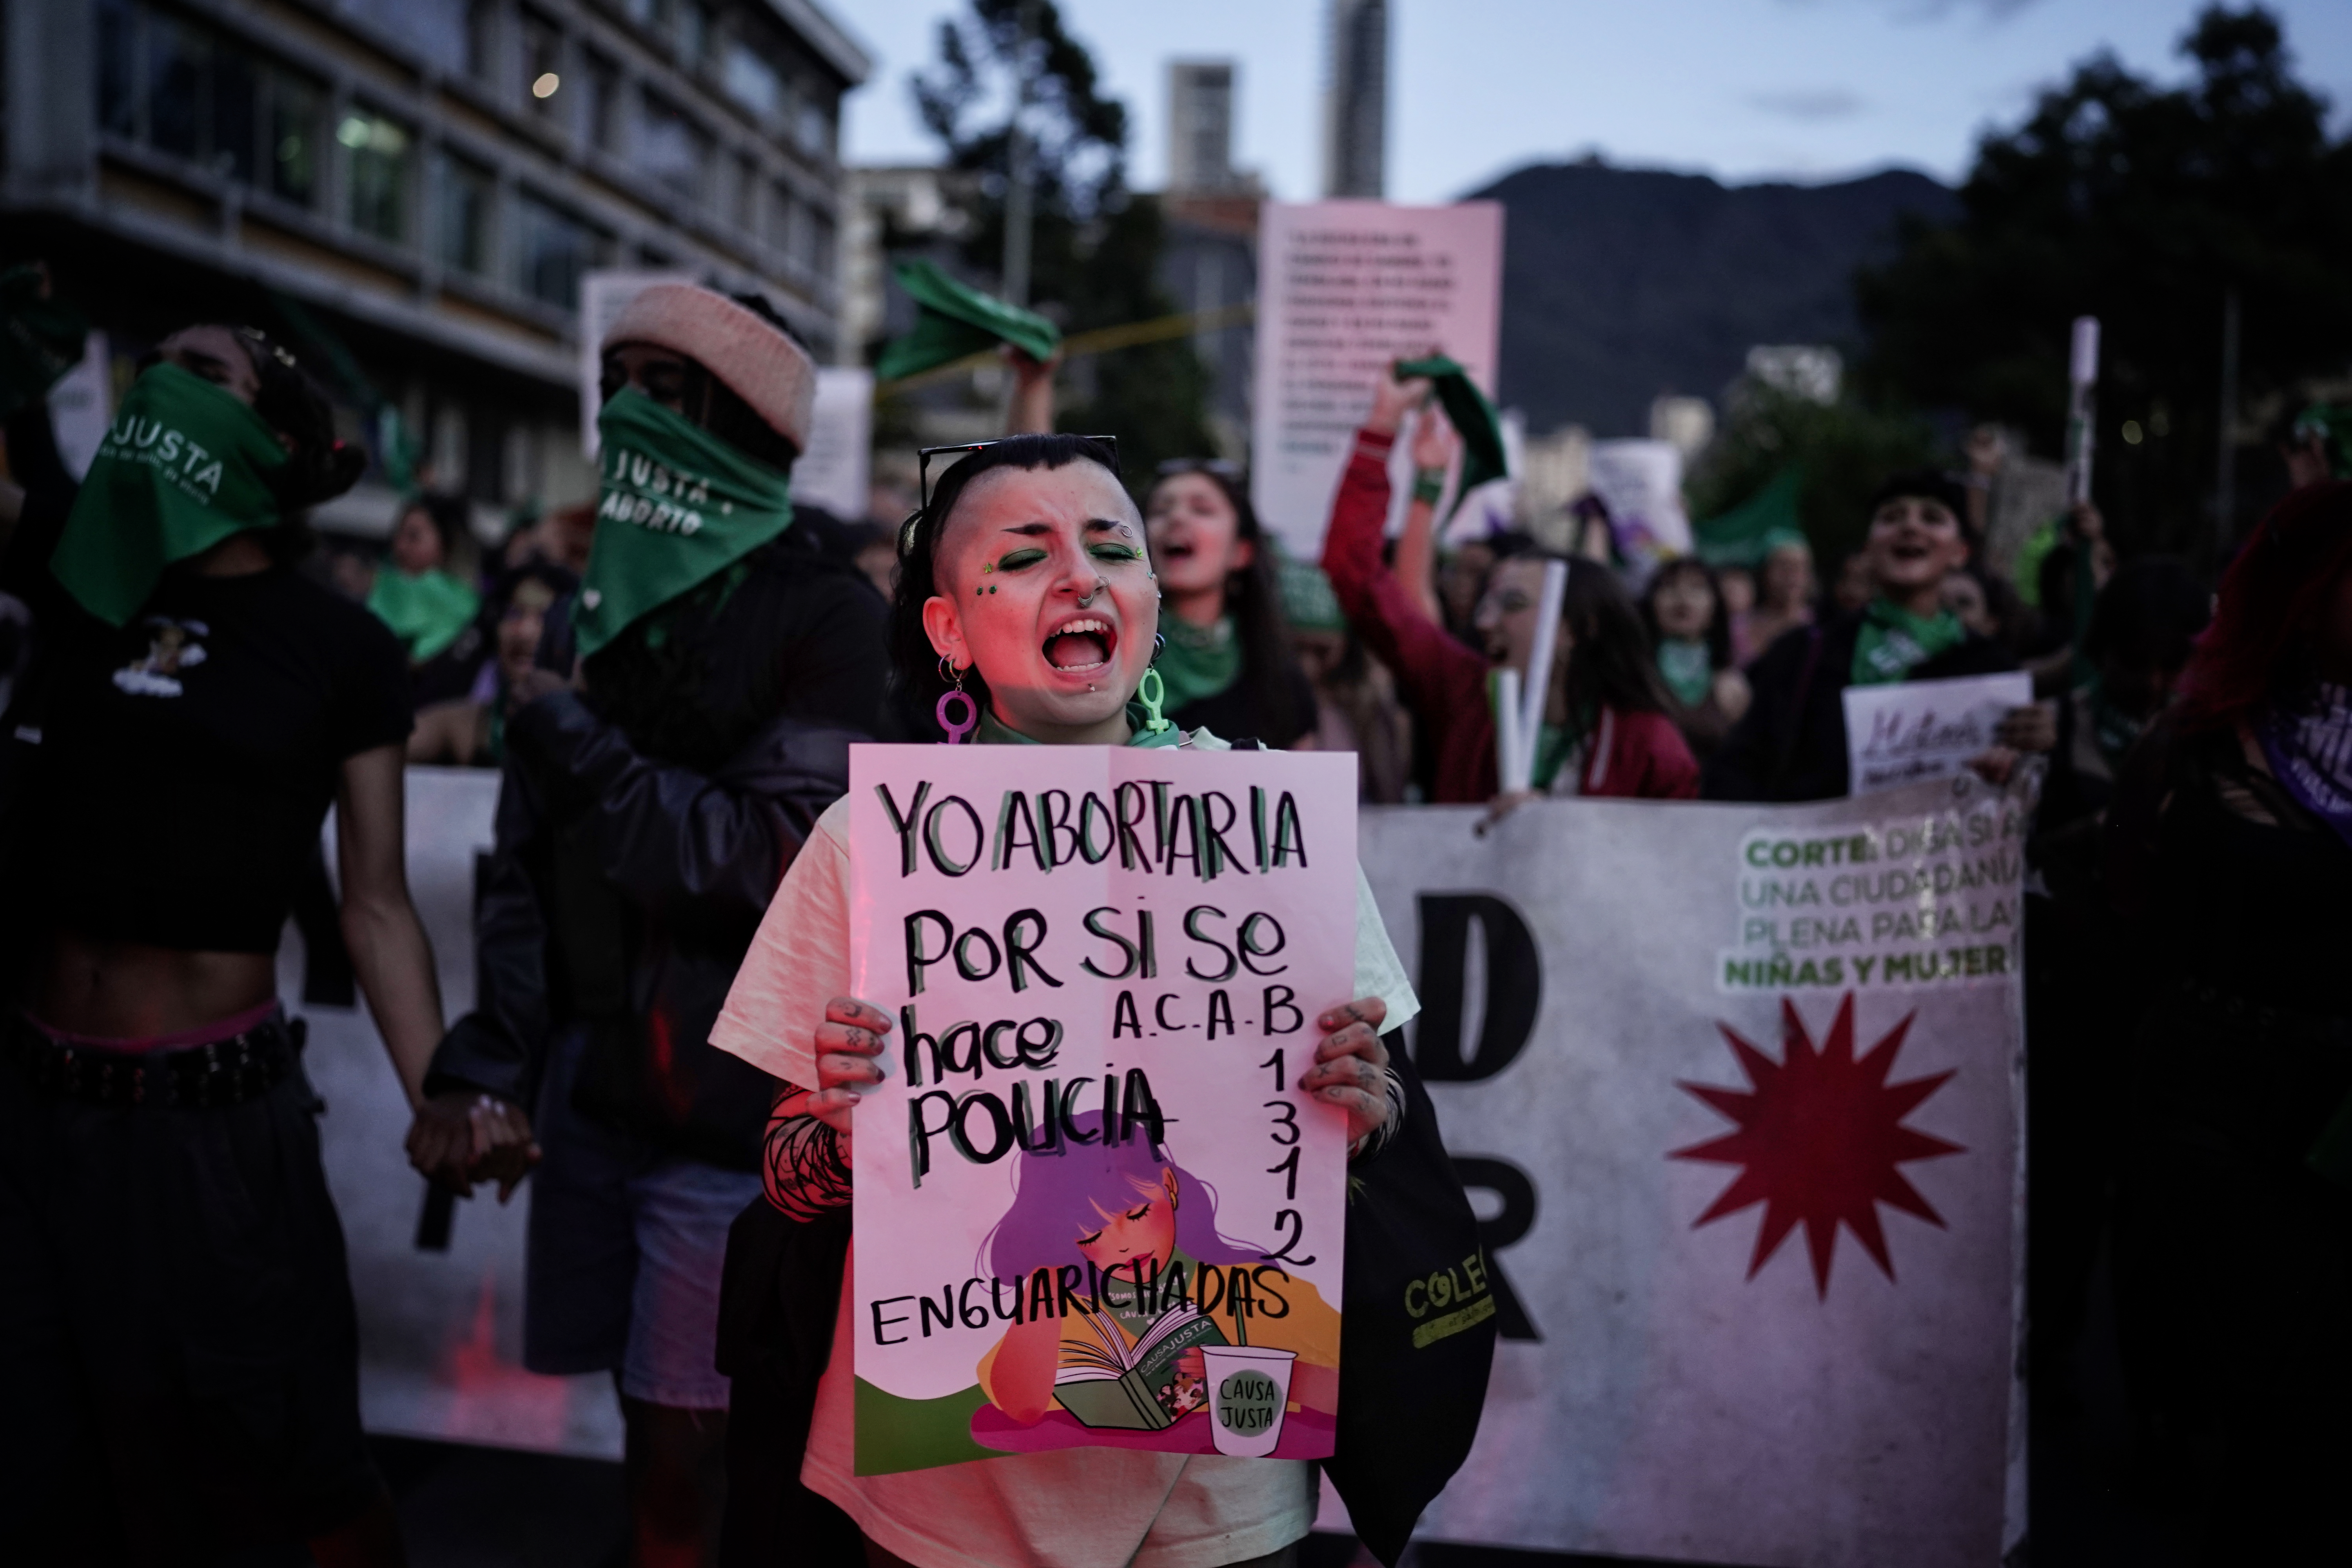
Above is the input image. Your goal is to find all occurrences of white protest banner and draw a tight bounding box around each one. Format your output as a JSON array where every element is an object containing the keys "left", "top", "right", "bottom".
[
  {"left": 794, "top": 367, "right": 875, "bottom": 519},
  {"left": 290, "top": 769, "right": 623, "bottom": 1459},
  {"left": 1250, "top": 200, "right": 1504, "bottom": 557},
  {"left": 1843, "top": 672, "right": 2034, "bottom": 797},
  {"left": 846, "top": 744, "right": 1358, "bottom": 1474},
  {"left": 1356, "top": 775, "right": 2025, "bottom": 1567},
  {"left": 579, "top": 270, "right": 696, "bottom": 456}
]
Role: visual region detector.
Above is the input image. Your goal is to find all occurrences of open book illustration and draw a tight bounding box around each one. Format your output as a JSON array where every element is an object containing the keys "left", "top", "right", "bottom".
[{"left": 1052, "top": 1300, "right": 1230, "bottom": 1431}]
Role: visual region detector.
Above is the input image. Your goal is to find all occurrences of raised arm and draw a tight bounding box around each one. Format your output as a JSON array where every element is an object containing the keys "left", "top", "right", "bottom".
[
  {"left": 1392, "top": 408, "right": 1457, "bottom": 629},
  {"left": 1321, "top": 368, "right": 1488, "bottom": 721}
]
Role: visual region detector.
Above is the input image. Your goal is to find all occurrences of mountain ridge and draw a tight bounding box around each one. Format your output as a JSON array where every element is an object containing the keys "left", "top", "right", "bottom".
[{"left": 1467, "top": 161, "right": 1960, "bottom": 437}]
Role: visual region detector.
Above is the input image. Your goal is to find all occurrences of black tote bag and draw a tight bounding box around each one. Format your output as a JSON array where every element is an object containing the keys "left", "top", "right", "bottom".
[{"left": 1324, "top": 1042, "right": 1498, "bottom": 1566}]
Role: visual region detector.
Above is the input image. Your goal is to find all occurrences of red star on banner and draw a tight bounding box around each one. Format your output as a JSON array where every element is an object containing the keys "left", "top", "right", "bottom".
[{"left": 1671, "top": 993, "right": 1963, "bottom": 1296}]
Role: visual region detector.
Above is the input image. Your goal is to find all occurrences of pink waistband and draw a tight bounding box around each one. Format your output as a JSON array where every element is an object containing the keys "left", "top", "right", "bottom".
[{"left": 23, "top": 998, "right": 283, "bottom": 1054}]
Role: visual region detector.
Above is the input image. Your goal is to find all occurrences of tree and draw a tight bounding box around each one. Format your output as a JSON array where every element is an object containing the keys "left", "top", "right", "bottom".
[
  {"left": 1856, "top": 5, "right": 2352, "bottom": 556},
  {"left": 907, "top": 0, "right": 1215, "bottom": 479}
]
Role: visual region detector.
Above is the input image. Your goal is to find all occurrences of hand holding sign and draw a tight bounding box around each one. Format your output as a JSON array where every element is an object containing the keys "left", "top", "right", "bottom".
[{"left": 806, "top": 996, "right": 894, "bottom": 1148}]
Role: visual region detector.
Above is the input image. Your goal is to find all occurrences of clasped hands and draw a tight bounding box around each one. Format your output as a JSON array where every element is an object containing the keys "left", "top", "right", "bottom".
[
  {"left": 803, "top": 994, "right": 1397, "bottom": 1156},
  {"left": 406, "top": 1091, "right": 541, "bottom": 1202}
]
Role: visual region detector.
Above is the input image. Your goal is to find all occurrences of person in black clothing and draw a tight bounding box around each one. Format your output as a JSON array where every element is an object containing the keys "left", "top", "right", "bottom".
[
  {"left": 1, "top": 323, "right": 439, "bottom": 1565},
  {"left": 1704, "top": 470, "right": 2031, "bottom": 802},
  {"left": 2021, "top": 558, "right": 2209, "bottom": 1396},
  {"left": 2103, "top": 481, "right": 2352, "bottom": 1562},
  {"left": 409, "top": 284, "right": 886, "bottom": 1568}
]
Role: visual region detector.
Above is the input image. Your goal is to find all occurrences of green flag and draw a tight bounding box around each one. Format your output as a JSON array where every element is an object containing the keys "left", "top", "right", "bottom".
[
  {"left": 1395, "top": 354, "right": 1508, "bottom": 508},
  {"left": 0, "top": 265, "right": 91, "bottom": 419},
  {"left": 875, "top": 259, "right": 1062, "bottom": 382},
  {"left": 573, "top": 388, "right": 796, "bottom": 659},
  {"left": 50, "top": 361, "right": 290, "bottom": 626},
  {"left": 1693, "top": 467, "right": 1806, "bottom": 568},
  {"left": 368, "top": 568, "right": 482, "bottom": 663}
]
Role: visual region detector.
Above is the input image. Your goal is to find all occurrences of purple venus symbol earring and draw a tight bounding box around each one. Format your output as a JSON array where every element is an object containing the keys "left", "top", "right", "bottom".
[{"left": 936, "top": 657, "right": 978, "bottom": 744}]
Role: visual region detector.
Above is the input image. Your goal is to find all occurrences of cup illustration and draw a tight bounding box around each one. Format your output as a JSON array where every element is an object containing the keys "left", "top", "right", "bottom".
[{"left": 1202, "top": 1346, "right": 1297, "bottom": 1458}]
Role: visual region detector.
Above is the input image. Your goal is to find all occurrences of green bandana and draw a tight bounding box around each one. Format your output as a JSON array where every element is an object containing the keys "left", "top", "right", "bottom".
[
  {"left": 1657, "top": 637, "right": 1714, "bottom": 708},
  {"left": 50, "top": 361, "right": 290, "bottom": 626},
  {"left": 1851, "top": 597, "right": 1966, "bottom": 687},
  {"left": 368, "top": 567, "right": 481, "bottom": 664},
  {"left": 1152, "top": 615, "right": 1242, "bottom": 713},
  {"left": 875, "top": 259, "right": 1062, "bottom": 382},
  {"left": 0, "top": 265, "right": 91, "bottom": 419},
  {"left": 1394, "top": 354, "right": 1508, "bottom": 509},
  {"left": 1278, "top": 557, "right": 1347, "bottom": 633},
  {"left": 573, "top": 388, "right": 795, "bottom": 660},
  {"left": 977, "top": 703, "right": 1185, "bottom": 750}
]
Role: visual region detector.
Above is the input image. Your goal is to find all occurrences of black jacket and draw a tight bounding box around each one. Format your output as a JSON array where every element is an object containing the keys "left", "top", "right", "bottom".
[
  {"left": 1704, "top": 610, "right": 2018, "bottom": 803},
  {"left": 425, "top": 538, "right": 886, "bottom": 1168}
]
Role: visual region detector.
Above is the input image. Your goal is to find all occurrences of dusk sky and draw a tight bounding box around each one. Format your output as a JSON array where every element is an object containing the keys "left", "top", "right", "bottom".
[{"left": 830, "top": 0, "right": 2352, "bottom": 198}]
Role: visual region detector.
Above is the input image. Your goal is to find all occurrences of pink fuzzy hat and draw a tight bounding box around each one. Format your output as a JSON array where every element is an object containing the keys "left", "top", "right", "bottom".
[{"left": 602, "top": 283, "right": 817, "bottom": 454}]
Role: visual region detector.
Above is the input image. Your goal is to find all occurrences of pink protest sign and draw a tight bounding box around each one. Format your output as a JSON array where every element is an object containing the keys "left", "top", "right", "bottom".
[{"left": 844, "top": 743, "right": 1360, "bottom": 1474}]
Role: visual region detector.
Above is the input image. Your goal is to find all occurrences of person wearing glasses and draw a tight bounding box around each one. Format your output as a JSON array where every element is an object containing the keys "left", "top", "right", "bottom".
[
  {"left": 707, "top": 431, "right": 1419, "bottom": 1568},
  {"left": 410, "top": 284, "right": 887, "bottom": 1564},
  {"left": 1321, "top": 362, "right": 1700, "bottom": 806},
  {"left": 0, "top": 323, "right": 428, "bottom": 1564},
  {"left": 1141, "top": 458, "right": 1318, "bottom": 749}
]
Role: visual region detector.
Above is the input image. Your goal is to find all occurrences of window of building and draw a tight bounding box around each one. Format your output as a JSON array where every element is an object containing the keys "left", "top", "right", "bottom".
[
  {"left": 637, "top": 93, "right": 710, "bottom": 207},
  {"left": 794, "top": 93, "right": 832, "bottom": 161},
  {"left": 339, "top": 109, "right": 412, "bottom": 243},
  {"left": 95, "top": 0, "right": 324, "bottom": 211},
  {"left": 434, "top": 152, "right": 494, "bottom": 276},
  {"left": 515, "top": 192, "right": 602, "bottom": 309},
  {"left": 622, "top": 0, "right": 666, "bottom": 32},
  {"left": 731, "top": 154, "right": 758, "bottom": 232},
  {"left": 266, "top": 69, "right": 323, "bottom": 206},
  {"left": 677, "top": 4, "right": 711, "bottom": 67},
  {"left": 720, "top": 41, "right": 780, "bottom": 121},
  {"left": 521, "top": 10, "right": 562, "bottom": 116},
  {"left": 765, "top": 186, "right": 798, "bottom": 260},
  {"left": 809, "top": 209, "right": 835, "bottom": 282},
  {"left": 465, "top": 0, "right": 499, "bottom": 83},
  {"left": 581, "top": 51, "right": 619, "bottom": 151}
]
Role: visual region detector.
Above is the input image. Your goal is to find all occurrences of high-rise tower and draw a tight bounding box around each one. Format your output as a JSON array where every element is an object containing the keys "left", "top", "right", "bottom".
[
  {"left": 1168, "top": 60, "right": 1238, "bottom": 193},
  {"left": 1321, "top": 0, "right": 1387, "bottom": 198}
]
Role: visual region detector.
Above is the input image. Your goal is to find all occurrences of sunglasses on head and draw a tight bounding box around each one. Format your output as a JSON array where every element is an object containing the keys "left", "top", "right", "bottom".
[{"left": 915, "top": 436, "right": 1121, "bottom": 513}]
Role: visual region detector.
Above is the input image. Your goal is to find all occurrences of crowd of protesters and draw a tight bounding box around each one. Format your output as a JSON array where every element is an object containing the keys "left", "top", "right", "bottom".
[{"left": 2, "top": 242, "right": 2349, "bottom": 1568}]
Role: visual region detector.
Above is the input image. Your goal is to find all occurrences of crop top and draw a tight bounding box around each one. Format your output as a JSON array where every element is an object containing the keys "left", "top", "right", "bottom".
[{"left": 28, "top": 565, "right": 414, "bottom": 953}]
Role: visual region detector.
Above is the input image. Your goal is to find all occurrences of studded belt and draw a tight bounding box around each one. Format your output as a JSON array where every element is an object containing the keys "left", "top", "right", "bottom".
[{"left": 6, "top": 1010, "right": 304, "bottom": 1109}]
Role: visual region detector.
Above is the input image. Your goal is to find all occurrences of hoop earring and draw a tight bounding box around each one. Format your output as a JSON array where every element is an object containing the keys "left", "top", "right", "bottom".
[{"left": 936, "top": 657, "right": 978, "bottom": 745}]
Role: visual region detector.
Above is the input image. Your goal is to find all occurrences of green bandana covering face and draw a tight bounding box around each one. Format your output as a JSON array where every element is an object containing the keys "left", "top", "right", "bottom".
[
  {"left": 368, "top": 567, "right": 481, "bottom": 664},
  {"left": 875, "top": 259, "right": 1062, "bottom": 382},
  {"left": 1657, "top": 637, "right": 1714, "bottom": 708},
  {"left": 574, "top": 387, "right": 795, "bottom": 659},
  {"left": 1851, "top": 597, "right": 1966, "bottom": 687},
  {"left": 51, "top": 361, "right": 290, "bottom": 626},
  {"left": 1394, "top": 355, "right": 1508, "bottom": 508},
  {"left": 1152, "top": 615, "right": 1242, "bottom": 712}
]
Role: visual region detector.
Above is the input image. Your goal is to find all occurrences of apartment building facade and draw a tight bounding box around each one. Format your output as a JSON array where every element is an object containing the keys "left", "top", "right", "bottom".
[{"left": 2, "top": 0, "right": 865, "bottom": 529}]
